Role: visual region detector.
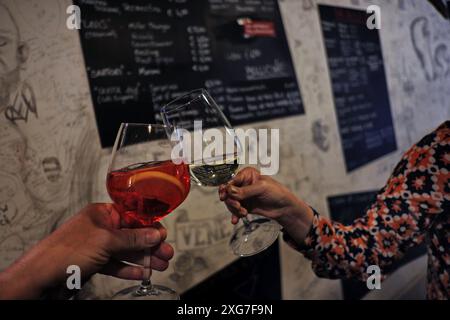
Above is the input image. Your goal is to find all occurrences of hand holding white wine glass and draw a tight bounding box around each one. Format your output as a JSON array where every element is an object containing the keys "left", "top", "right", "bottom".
[{"left": 160, "top": 89, "right": 280, "bottom": 256}]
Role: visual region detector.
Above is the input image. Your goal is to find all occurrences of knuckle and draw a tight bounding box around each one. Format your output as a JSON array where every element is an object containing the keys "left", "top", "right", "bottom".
[
  {"left": 96, "top": 229, "right": 115, "bottom": 247},
  {"left": 165, "top": 244, "right": 175, "bottom": 260},
  {"left": 85, "top": 203, "right": 109, "bottom": 219},
  {"left": 259, "top": 180, "right": 268, "bottom": 189},
  {"left": 127, "top": 231, "right": 139, "bottom": 249}
]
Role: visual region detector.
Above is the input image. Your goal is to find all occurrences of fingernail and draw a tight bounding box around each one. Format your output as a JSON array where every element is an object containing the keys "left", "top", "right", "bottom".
[{"left": 145, "top": 230, "right": 160, "bottom": 245}]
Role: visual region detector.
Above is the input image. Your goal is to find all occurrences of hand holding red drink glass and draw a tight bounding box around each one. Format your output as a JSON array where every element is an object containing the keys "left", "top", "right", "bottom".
[{"left": 106, "top": 124, "right": 190, "bottom": 300}]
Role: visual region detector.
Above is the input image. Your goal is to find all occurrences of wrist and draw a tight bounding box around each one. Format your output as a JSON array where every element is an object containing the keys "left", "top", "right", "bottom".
[{"left": 278, "top": 197, "right": 314, "bottom": 245}]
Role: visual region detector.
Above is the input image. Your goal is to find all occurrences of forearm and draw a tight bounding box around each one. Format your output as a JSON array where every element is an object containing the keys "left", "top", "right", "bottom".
[
  {"left": 0, "top": 236, "right": 72, "bottom": 299},
  {"left": 0, "top": 258, "right": 46, "bottom": 299}
]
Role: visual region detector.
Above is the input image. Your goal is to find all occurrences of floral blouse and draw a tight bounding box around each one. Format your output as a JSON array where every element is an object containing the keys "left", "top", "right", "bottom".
[{"left": 284, "top": 121, "right": 450, "bottom": 299}]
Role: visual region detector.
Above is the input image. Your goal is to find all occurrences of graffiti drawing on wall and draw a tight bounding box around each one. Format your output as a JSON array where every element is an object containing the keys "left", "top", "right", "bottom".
[
  {"left": 411, "top": 17, "right": 450, "bottom": 81},
  {"left": 0, "top": 0, "right": 100, "bottom": 271}
]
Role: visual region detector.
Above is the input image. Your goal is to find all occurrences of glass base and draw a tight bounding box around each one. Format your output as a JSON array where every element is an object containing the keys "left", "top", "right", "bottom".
[
  {"left": 111, "top": 284, "right": 180, "bottom": 300},
  {"left": 229, "top": 218, "right": 281, "bottom": 257}
]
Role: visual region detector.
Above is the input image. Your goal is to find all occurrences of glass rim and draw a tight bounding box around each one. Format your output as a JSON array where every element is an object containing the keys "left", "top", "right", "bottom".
[
  {"left": 120, "top": 123, "right": 169, "bottom": 128},
  {"left": 160, "top": 88, "right": 209, "bottom": 114},
  {"left": 160, "top": 88, "right": 233, "bottom": 129},
  {"left": 112, "top": 123, "right": 174, "bottom": 153}
]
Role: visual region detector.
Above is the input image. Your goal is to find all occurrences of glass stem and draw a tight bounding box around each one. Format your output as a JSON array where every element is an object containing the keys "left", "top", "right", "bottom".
[
  {"left": 242, "top": 217, "right": 254, "bottom": 233},
  {"left": 138, "top": 247, "right": 153, "bottom": 295}
]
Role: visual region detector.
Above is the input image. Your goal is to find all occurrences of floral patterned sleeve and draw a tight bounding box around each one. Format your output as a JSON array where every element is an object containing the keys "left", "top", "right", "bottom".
[{"left": 284, "top": 121, "right": 450, "bottom": 293}]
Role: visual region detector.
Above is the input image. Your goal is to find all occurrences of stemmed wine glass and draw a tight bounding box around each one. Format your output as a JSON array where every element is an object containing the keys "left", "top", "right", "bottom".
[
  {"left": 106, "top": 123, "right": 190, "bottom": 299},
  {"left": 160, "top": 89, "right": 280, "bottom": 256}
]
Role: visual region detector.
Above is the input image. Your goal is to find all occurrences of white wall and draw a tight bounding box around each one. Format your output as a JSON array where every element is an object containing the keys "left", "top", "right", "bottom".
[{"left": 0, "top": 0, "right": 448, "bottom": 299}]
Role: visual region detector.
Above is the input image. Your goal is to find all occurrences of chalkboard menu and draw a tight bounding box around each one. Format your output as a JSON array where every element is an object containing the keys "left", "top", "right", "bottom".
[
  {"left": 75, "top": 0, "right": 304, "bottom": 147},
  {"left": 319, "top": 5, "right": 397, "bottom": 172},
  {"left": 328, "top": 191, "right": 426, "bottom": 300}
]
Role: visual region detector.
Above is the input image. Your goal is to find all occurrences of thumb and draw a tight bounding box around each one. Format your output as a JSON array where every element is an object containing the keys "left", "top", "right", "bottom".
[
  {"left": 226, "top": 182, "right": 265, "bottom": 201},
  {"left": 109, "top": 228, "right": 161, "bottom": 253}
]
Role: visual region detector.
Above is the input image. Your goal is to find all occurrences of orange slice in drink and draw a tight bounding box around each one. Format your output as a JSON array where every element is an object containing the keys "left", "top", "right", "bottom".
[{"left": 129, "top": 171, "right": 185, "bottom": 198}]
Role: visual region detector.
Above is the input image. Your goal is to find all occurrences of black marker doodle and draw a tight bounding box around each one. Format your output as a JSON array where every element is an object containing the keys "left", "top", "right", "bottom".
[
  {"left": 411, "top": 17, "right": 435, "bottom": 81},
  {"left": 42, "top": 157, "right": 62, "bottom": 183},
  {"left": 0, "top": 200, "right": 18, "bottom": 227},
  {"left": 0, "top": 4, "right": 35, "bottom": 123},
  {"left": 4, "top": 82, "right": 37, "bottom": 124},
  {"left": 411, "top": 17, "right": 450, "bottom": 82},
  {"left": 435, "top": 43, "right": 450, "bottom": 77},
  {"left": 0, "top": 203, "right": 11, "bottom": 226}
]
